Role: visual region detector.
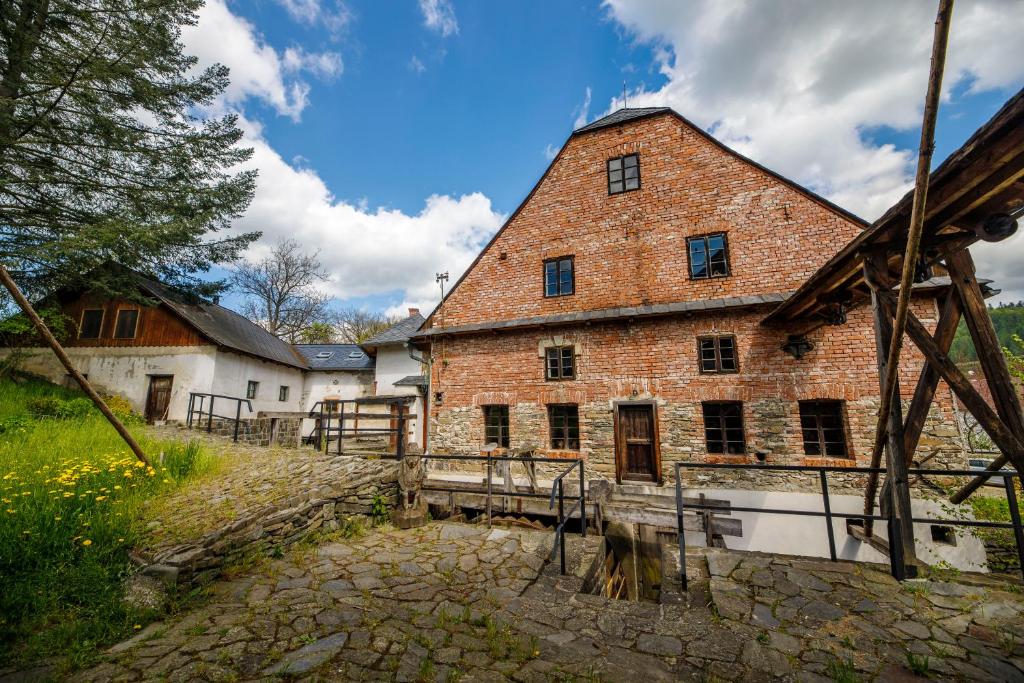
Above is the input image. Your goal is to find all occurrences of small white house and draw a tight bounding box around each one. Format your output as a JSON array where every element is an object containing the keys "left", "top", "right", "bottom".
[
  {"left": 293, "top": 343, "right": 375, "bottom": 439},
  {"left": 360, "top": 309, "right": 428, "bottom": 449},
  {"left": 11, "top": 268, "right": 309, "bottom": 422}
]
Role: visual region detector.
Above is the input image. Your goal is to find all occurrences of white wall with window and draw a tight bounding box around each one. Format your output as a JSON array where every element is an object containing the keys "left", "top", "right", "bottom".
[{"left": 208, "top": 350, "right": 305, "bottom": 416}]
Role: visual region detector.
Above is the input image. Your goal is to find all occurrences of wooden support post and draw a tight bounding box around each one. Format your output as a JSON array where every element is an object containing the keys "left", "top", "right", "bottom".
[
  {"left": 902, "top": 287, "right": 961, "bottom": 459},
  {"left": 873, "top": 290, "right": 1024, "bottom": 490},
  {"left": 868, "top": 0, "right": 954, "bottom": 478},
  {"left": 944, "top": 249, "right": 1024, "bottom": 501},
  {"left": 0, "top": 264, "right": 149, "bottom": 465},
  {"left": 865, "top": 254, "right": 918, "bottom": 568}
]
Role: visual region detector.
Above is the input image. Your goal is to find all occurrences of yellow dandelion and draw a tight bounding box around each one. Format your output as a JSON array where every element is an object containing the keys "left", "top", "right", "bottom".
[
  {"left": 82, "top": 539, "right": 92, "bottom": 546},
  {"left": 113, "top": 485, "right": 122, "bottom": 490},
  {"left": 5, "top": 509, "right": 14, "bottom": 514},
  {"left": 95, "top": 496, "right": 107, "bottom": 502},
  {"left": 133, "top": 624, "right": 141, "bottom": 630},
  {"left": 117, "top": 537, "right": 124, "bottom": 542}
]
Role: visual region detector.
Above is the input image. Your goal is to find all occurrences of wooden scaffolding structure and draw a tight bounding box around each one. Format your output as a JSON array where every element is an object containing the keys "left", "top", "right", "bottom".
[{"left": 763, "top": 84, "right": 1024, "bottom": 575}]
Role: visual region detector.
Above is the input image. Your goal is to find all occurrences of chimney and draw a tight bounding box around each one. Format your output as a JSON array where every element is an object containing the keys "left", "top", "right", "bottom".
[{"left": 408, "top": 307, "right": 420, "bottom": 317}]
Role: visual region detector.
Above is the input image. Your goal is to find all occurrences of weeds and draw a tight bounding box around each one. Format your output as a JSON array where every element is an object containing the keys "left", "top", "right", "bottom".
[
  {"left": 905, "top": 651, "right": 930, "bottom": 676},
  {"left": 825, "top": 657, "right": 860, "bottom": 683},
  {"left": 0, "top": 377, "right": 213, "bottom": 668}
]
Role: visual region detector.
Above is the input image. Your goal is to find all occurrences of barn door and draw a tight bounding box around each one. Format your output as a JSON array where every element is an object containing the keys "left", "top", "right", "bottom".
[
  {"left": 615, "top": 404, "right": 660, "bottom": 483},
  {"left": 145, "top": 375, "right": 173, "bottom": 424}
]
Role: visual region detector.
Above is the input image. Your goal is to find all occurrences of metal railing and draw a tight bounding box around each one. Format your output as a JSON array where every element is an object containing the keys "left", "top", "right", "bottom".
[
  {"left": 673, "top": 461, "right": 1024, "bottom": 590},
  {"left": 421, "top": 454, "right": 586, "bottom": 574},
  {"left": 186, "top": 392, "right": 253, "bottom": 442},
  {"left": 306, "top": 400, "right": 411, "bottom": 459}
]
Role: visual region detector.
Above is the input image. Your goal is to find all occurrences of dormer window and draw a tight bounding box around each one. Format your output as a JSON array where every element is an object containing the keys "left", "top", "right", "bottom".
[
  {"left": 315, "top": 351, "right": 334, "bottom": 359},
  {"left": 544, "top": 257, "right": 574, "bottom": 297},
  {"left": 608, "top": 153, "right": 640, "bottom": 194}
]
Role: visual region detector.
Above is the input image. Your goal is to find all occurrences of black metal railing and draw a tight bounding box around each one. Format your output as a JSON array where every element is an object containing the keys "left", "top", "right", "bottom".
[
  {"left": 420, "top": 454, "right": 586, "bottom": 574},
  {"left": 673, "top": 461, "right": 1024, "bottom": 590},
  {"left": 306, "top": 400, "right": 412, "bottom": 458},
  {"left": 186, "top": 392, "right": 253, "bottom": 442}
]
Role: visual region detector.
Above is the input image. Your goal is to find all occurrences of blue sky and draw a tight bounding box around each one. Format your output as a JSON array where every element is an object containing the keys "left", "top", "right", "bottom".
[{"left": 184, "top": 1, "right": 1024, "bottom": 313}]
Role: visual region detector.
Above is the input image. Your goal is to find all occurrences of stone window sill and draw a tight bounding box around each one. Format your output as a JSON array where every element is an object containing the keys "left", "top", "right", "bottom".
[
  {"left": 706, "top": 454, "right": 752, "bottom": 465},
  {"left": 800, "top": 457, "right": 857, "bottom": 468}
]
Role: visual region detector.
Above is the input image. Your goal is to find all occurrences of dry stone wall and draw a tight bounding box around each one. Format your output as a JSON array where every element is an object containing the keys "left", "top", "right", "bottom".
[{"left": 139, "top": 457, "right": 398, "bottom": 587}]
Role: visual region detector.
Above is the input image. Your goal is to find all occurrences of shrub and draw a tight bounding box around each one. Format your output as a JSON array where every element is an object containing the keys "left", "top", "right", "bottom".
[
  {"left": 25, "top": 396, "right": 63, "bottom": 417},
  {"left": 55, "top": 398, "right": 93, "bottom": 420},
  {"left": 160, "top": 440, "right": 211, "bottom": 482},
  {"left": 102, "top": 395, "right": 143, "bottom": 426}
]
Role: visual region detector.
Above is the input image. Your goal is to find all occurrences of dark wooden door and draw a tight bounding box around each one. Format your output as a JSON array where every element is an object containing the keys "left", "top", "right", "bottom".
[
  {"left": 145, "top": 375, "right": 173, "bottom": 423},
  {"left": 389, "top": 403, "right": 408, "bottom": 452},
  {"left": 616, "top": 404, "right": 659, "bottom": 482}
]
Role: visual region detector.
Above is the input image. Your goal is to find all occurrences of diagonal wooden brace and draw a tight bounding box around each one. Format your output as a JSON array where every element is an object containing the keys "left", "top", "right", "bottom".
[{"left": 875, "top": 290, "right": 1024, "bottom": 479}]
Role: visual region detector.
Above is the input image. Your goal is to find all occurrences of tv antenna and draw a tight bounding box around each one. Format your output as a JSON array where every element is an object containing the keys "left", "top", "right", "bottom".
[
  {"left": 623, "top": 80, "right": 627, "bottom": 109},
  {"left": 436, "top": 271, "right": 449, "bottom": 300}
]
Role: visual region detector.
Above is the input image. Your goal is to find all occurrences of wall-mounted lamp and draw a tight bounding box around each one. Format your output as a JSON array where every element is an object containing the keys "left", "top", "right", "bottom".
[{"left": 781, "top": 334, "right": 814, "bottom": 359}]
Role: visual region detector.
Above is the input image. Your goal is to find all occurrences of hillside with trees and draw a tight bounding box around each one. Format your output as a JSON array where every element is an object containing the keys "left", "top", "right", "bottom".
[{"left": 950, "top": 302, "right": 1024, "bottom": 363}]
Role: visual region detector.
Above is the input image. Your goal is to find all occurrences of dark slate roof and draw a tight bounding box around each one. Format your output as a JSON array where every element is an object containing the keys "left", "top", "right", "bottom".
[
  {"left": 294, "top": 344, "right": 374, "bottom": 371},
  {"left": 394, "top": 375, "right": 427, "bottom": 388},
  {"left": 361, "top": 312, "right": 425, "bottom": 348},
  {"left": 414, "top": 292, "right": 791, "bottom": 338},
  {"left": 573, "top": 107, "right": 671, "bottom": 134},
  {"left": 131, "top": 273, "right": 309, "bottom": 369}
]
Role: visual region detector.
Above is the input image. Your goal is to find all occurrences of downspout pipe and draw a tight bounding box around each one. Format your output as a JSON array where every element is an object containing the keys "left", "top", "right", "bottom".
[{"left": 406, "top": 342, "right": 431, "bottom": 452}]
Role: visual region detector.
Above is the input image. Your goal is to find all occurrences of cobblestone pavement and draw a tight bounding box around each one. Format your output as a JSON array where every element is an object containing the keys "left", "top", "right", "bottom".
[{"left": 77, "top": 522, "right": 1024, "bottom": 682}]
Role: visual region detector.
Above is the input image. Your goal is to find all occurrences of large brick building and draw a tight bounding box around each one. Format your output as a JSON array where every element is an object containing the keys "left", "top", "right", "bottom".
[{"left": 416, "top": 107, "right": 962, "bottom": 484}]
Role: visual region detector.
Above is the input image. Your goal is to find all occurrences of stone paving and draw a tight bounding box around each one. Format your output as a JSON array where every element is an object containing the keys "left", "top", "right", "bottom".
[{"left": 76, "top": 521, "right": 1024, "bottom": 682}]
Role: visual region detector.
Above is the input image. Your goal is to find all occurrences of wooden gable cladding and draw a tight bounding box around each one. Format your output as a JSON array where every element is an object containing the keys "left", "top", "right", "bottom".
[{"left": 63, "top": 294, "right": 210, "bottom": 348}]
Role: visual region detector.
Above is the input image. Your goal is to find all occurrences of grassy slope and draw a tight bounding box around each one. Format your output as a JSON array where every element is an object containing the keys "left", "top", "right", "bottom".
[{"left": 0, "top": 377, "right": 210, "bottom": 671}]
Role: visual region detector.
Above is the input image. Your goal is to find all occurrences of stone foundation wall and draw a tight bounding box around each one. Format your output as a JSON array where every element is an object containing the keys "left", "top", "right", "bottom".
[
  {"left": 198, "top": 416, "right": 302, "bottom": 449},
  {"left": 140, "top": 458, "right": 398, "bottom": 587},
  {"left": 430, "top": 396, "right": 967, "bottom": 494}
]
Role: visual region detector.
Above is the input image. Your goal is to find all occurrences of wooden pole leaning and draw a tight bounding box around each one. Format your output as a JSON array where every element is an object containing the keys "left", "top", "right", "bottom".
[
  {"left": 865, "top": 0, "right": 954, "bottom": 522},
  {"left": 0, "top": 264, "right": 149, "bottom": 466}
]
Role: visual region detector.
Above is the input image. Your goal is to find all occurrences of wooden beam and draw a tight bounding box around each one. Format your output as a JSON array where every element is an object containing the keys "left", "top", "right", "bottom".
[
  {"left": 875, "top": 290, "right": 1024, "bottom": 473},
  {"left": 902, "top": 287, "right": 962, "bottom": 459},
  {"left": 865, "top": 253, "right": 917, "bottom": 565},
  {"left": 946, "top": 250, "right": 1024, "bottom": 437}
]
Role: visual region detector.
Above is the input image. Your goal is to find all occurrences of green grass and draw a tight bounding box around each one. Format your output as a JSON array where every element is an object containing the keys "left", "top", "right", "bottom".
[{"left": 0, "top": 377, "right": 213, "bottom": 670}]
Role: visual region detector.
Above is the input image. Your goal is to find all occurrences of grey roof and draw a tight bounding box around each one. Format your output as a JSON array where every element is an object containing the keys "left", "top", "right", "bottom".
[
  {"left": 294, "top": 344, "right": 375, "bottom": 371},
  {"left": 361, "top": 312, "right": 425, "bottom": 348},
  {"left": 573, "top": 107, "right": 671, "bottom": 134},
  {"left": 133, "top": 274, "right": 308, "bottom": 369},
  {"left": 414, "top": 292, "right": 791, "bottom": 338},
  {"left": 394, "top": 375, "right": 427, "bottom": 388}
]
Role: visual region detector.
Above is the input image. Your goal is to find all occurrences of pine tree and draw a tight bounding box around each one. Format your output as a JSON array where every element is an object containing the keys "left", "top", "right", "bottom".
[{"left": 0, "top": 0, "right": 259, "bottom": 299}]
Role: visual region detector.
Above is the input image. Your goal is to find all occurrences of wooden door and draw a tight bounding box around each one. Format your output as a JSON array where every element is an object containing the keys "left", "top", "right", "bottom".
[
  {"left": 145, "top": 375, "right": 173, "bottom": 424},
  {"left": 389, "top": 403, "right": 408, "bottom": 452},
  {"left": 615, "top": 404, "right": 660, "bottom": 483}
]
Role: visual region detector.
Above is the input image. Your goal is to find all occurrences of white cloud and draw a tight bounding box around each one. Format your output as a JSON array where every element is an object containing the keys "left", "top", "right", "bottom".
[
  {"left": 418, "top": 0, "right": 459, "bottom": 37},
  {"left": 409, "top": 55, "right": 427, "bottom": 74},
  {"left": 276, "top": 0, "right": 352, "bottom": 37},
  {"left": 283, "top": 47, "right": 344, "bottom": 80},
  {"left": 181, "top": 0, "right": 342, "bottom": 120},
  {"left": 543, "top": 143, "right": 559, "bottom": 161},
  {"left": 573, "top": 86, "right": 592, "bottom": 129},
  {"left": 231, "top": 117, "right": 505, "bottom": 311},
  {"left": 602, "top": 0, "right": 1024, "bottom": 300}
]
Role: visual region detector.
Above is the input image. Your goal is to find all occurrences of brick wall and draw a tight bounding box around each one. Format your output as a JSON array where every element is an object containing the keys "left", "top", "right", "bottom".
[
  {"left": 428, "top": 302, "right": 964, "bottom": 484},
  {"left": 424, "top": 110, "right": 965, "bottom": 485},
  {"left": 432, "top": 113, "right": 864, "bottom": 329}
]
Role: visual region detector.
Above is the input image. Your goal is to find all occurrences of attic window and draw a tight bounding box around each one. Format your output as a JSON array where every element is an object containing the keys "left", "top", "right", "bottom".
[
  {"left": 348, "top": 351, "right": 364, "bottom": 359},
  {"left": 315, "top": 351, "right": 334, "bottom": 359},
  {"left": 79, "top": 309, "right": 103, "bottom": 339},
  {"left": 607, "top": 153, "right": 640, "bottom": 194},
  {"left": 113, "top": 309, "right": 139, "bottom": 339}
]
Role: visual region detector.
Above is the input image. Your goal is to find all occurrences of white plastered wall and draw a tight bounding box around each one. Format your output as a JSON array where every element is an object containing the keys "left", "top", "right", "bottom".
[
  {"left": 299, "top": 370, "right": 374, "bottom": 435},
  {"left": 6, "top": 346, "right": 217, "bottom": 420},
  {"left": 372, "top": 345, "right": 426, "bottom": 448},
  {"left": 208, "top": 350, "right": 305, "bottom": 417}
]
